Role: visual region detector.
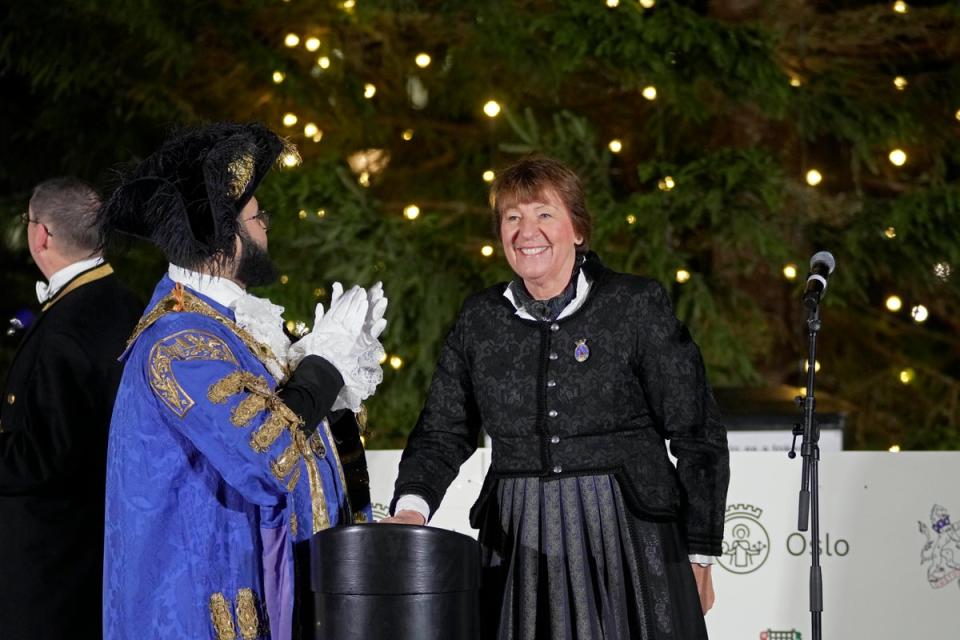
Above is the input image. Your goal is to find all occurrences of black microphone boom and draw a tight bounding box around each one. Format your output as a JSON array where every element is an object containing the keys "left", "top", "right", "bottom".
[{"left": 803, "top": 251, "right": 836, "bottom": 310}]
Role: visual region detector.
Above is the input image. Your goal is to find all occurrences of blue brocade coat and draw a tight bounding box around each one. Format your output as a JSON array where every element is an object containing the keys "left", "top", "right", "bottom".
[{"left": 103, "top": 276, "right": 368, "bottom": 640}]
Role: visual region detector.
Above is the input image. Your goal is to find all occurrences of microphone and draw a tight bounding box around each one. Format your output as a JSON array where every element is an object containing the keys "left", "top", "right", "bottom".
[{"left": 803, "top": 251, "right": 836, "bottom": 310}]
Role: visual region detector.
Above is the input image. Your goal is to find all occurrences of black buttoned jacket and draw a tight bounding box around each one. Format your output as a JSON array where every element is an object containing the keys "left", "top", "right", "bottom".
[
  {"left": 0, "top": 266, "right": 142, "bottom": 640},
  {"left": 393, "top": 257, "right": 729, "bottom": 555}
]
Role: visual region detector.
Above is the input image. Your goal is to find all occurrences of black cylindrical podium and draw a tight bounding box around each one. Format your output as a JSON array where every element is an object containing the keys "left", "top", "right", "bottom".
[{"left": 310, "top": 525, "right": 480, "bottom": 640}]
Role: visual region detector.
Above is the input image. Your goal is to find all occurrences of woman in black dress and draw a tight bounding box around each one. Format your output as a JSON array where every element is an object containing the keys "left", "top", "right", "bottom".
[{"left": 384, "top": 156, "right": 729, "bottom": 640}]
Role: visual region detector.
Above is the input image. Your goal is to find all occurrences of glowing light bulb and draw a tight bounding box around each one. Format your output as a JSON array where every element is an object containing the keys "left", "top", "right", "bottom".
[
  {"left": 358, "top": 171, "right": 370, "bottom": 187},
  {"left": 482, "top": 170, "right": 495, "bottom": 183},
  {"left": 893, "top": 1, "right": 908, "bottom": 14},
  {"left": 316, "top": 209, "right": 326, "bottom": 218},
  {"left": 955, "top": 108, "right": 960, "bottom": 122},
  {"left": 642, "top": 86, "right": 657, "bottom": 101},
  {"left": 893, "top": 76, "right": 908, "bottom": 91},
  {"left": 806, "top": 169, "right": 822, "bottom": 186},
  {"left": 401, "top": 129, "right": 414, "bottom": 141},
  {"left": 364, "top": 83, "right": 377, "bottom": 99},
  {"left": 783, "top": 264, "right": 798, "bottom": 280},
  {"left": 885, "top": 295, "right": 903, "bottom": 312},
  {"left": 639, "top": 0, "right": 655, "bottom": 7},
  {"left": 888, "top": 444, "right": 901, "bottom": 452},
  {"left": 884, "top": 226, "right": 897, "bottom": 239},
  {"left": 314, "top": 288, "right": 325, "bottom": 298},
  {"left": 272, "top": 71, "right": 285, "bottom": 84},
  {"left": 675, "top": 269, "right": 691, "bottom": 283},
  {"left": 625, "top": 214, "right": 637, "bottom": 225},
  {"left": 379, "top": 352, "right": 388, "bottom": 365},
  {"left": 403, "top": 204, "right": 420, "bottom": 220},
  {"left": 658, "top": 176, "right": 676, "bottom": 191},
  {"left": 282, "top": 113, "right": 298, "bottom": 127},
  {"left": 481, "top": 245, "right": 494, "bottom": 257},
  {"left": 342, "top": 0, "right": 356, "bottom": 9},
  {"left": 311, "top": 131, "right": 323, "bottom": 143},
  {"left": 298, "top": 209, "right": 307, "bottom": 220},
  {"left": 483, "top": 100, "right": 501, "bottom": 118},
  {"left": 606, "top": 0, "right": 620, "bottom": 6},
  {"left": 934, "top": 262, "right": 951, "bottom": 281},
  {"left": 281, "top": 152, "right": 300, "bottom": 168},
  {"left": 608, "top": 139, "right": 623, "bottom": 153},
  {"left": 910, "top": 305, "right": 929, "bottom": 323},
  {"left": 889, "top": 148, "right": 907, "bottom": 166},
  {"left": 304, "top": 123, "right": 319, "bottom": 138},
  {"left": 804, "top": 360, "right": 821, "bottom": 373},
  {"left": 317, "top": 56, "right": 331, "bottom": 69},
  {"left": 284, "top": 34, "right": 300, "bottom": 48},
  {"left": 305, "top": 37, "right": 320, "bottom": 52},
  {"left": 899, "top": 368, "right": 915, "bottom": 384},
  {"left": 389, "top": 355, "right": 403, "bottom": 369},
  {"left": 789, "top": 75, "right": 802, "bottom": 87},
  {"left": 415, "top": 53, "right": 432, "bottom": 68},
  {"left": 280, "top": 274, "right": 290, "bottom": 285}
]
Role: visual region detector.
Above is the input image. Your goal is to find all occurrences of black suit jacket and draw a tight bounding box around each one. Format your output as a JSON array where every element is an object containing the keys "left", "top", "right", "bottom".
[{"left": 0, "top": 264, "right": 142, "bottom": 640}]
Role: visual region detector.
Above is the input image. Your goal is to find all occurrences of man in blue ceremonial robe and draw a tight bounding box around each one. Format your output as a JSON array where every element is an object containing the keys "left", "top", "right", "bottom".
[{"left": 99, "top": 123, "right": 386, "bottom": 639}]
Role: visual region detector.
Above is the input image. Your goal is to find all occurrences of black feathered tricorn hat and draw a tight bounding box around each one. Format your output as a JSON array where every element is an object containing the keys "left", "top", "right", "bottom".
[{"left": 98, "top": 122, "right": 297, "bottom": 269}]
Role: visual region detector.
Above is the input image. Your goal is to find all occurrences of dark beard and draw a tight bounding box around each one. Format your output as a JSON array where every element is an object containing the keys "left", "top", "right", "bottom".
[{"left": 234, "top": 236, "right": 277, "bottom": 288}]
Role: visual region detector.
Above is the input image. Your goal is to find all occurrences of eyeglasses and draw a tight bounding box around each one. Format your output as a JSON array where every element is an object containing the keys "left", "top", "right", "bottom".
[
  {"left": 245, "top": 208, "right": 271, "bottom": 232},
  {"left": 20, "top": 211, "right": 53, "bottom": 237}
]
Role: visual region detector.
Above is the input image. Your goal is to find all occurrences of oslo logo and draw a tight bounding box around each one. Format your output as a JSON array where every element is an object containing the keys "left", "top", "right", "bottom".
[
  {"left": 719, "top": 503, "right": 770, "bottom": 574},
  {"left": 918, "top": 503, "right": 960, "bottom": 590}
]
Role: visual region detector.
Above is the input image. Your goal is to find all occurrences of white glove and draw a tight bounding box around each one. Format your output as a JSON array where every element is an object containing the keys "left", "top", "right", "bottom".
[
  {"left": 288, "top": 282, "right": 386, "bottom": 412},
  {"left": 288, "top": 283, "right": 367, "bottom": 371}
]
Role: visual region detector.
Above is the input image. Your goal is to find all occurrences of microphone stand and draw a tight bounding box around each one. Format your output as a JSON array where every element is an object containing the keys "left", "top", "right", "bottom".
[{"left": 789, "top": 299, "right": 824, "bottom": 640}]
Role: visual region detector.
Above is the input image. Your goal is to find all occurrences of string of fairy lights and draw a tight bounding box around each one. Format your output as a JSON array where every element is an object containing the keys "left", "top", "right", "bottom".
[{"left": 267, "top": 0, "right": 956, "bottom": 424}]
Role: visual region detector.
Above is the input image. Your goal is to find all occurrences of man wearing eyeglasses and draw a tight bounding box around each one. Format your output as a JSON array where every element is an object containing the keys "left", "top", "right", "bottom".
[
  {"left": 98, "top": 123, "right": 385, "bottom": 640},
  {"left": 0, "top": 177, "right": 142, "bottom": 640}
]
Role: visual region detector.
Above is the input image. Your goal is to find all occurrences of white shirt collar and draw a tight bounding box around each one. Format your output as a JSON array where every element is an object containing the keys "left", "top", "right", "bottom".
[
  {"left": 167, "top": 264, "right": 247, "bottom": 309},
  {"left": 503, "top": 269, "right": 592, "bottom": 321},
  {"left": 36, "top": 256, "right": 105, "bottom": 304}
]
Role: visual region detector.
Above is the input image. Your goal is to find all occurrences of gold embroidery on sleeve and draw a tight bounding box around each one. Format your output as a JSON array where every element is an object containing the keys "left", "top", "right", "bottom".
[
  {"left": 285, "top": 466, "right": 302, "bottom": 493},
  {"left": 230, "top": 394, "right": 269, "bottom": 427},
  {"left": 148, "top": 330, "right": 239, "bottom": 417},
  {"left": 235, "top": 588, "right": 260, "bottom": 640},
  {"left": 251, "top": 411, "right": 288, "bottom": 453},
  {"left": 271, "top": 441, "right": 301, "bottom": 481},
  {"left": 208, "top": 371, "right": 270, "bottom": 404},
  {"left": 209, "top": 592, "right": 237, "bottom": 640}
]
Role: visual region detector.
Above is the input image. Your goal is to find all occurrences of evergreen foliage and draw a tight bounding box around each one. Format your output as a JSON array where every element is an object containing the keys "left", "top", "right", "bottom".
[{"left": 2, "top": 0, "right": 958, "bottom": 449}]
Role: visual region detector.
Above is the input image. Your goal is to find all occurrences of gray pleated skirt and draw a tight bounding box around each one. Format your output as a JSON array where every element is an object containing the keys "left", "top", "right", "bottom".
[{"left": 478, "top": 474, "right": 709, "bottom": 640}]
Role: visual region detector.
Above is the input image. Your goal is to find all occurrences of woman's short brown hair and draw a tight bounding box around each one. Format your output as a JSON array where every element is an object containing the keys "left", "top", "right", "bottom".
[{"left": 490, "top": 156, "right": 592, "bottom": 252}]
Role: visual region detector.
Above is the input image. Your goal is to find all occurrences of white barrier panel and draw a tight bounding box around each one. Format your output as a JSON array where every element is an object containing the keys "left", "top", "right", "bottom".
[{"left": 366, "top": 451, "right": 960, "bottom": 639}]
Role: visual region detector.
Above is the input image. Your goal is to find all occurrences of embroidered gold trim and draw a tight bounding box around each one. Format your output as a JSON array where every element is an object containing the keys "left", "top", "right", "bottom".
[
  {"left": 235, "top": 588, "right": 260, "bottom": 640},
  {"left": 251, "top": 411, "right": 288, "bottom": 453},
  {"left": 231, "top": 393, "right": 269, "bottom": 427},
  {"left": 354, "top": 511, "right": 369, "bottom": 524},
  {"left": 124, "top": 286, "right": 288, "bottom": 381},
  {"left": 42, "top": 263, "right": 115, "bottom": 312},
  {"left": 285, "top": 466, "right": 302, "bottom": 492},
  {"left": 290, "top": 512, "right": 299, "bottom": 537},
  {"left": 320, "top": 417, "right": 351, "bottom": 515},
  {"left": 148, "top": 330, "right": 239, "bottom": 417},
  {"left": 227, "top": 153, "right": 256, "bottom": 200},
  {"left": 295, "top": 429, "right": 331, "bottom": 533},
  {"left": 208, "top": 371, "right": 269, "bottom": 404},
  {"left": 209, "top": 592, "right": 237, "bottom": 640},
  {"left": 271, "top": 441, "right": 301, "bottom": 482}
]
